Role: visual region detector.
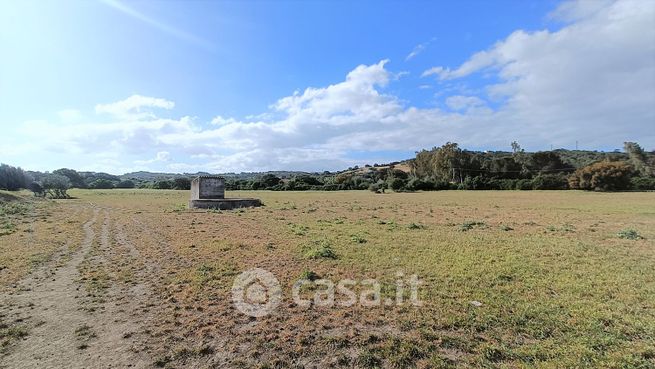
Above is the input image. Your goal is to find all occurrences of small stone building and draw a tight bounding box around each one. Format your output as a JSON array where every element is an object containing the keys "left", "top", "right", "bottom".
[
  {"left": 189, "top": 176, "right": 261, "bottom": 210},
  {"left": 190, "top": 176, "right": 225, "bottom": 200}
]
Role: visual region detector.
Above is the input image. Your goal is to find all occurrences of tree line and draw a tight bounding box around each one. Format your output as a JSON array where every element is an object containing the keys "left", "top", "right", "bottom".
[{"left": 1, "top": 142, "right": 653, "bottom": 198}]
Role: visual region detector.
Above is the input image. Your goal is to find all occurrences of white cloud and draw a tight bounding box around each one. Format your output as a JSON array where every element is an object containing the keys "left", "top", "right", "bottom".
[
  {"left": 95, "top": 94, "right": 175, "bottom": 117},
  {"left": 421, "top": 66, "right": 444, "bottom": 78},
  {"left": 135, "top": 151, "right": 171, "bottom": 165},
  {"left": 405, "top": 38, "right": 435, "bottom": 61},
  {"left": 445, "top": 95, "right": 485, "bottom": 111}
]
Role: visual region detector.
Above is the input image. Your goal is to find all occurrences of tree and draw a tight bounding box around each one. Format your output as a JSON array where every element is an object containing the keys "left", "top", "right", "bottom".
[
  {"left": 41, "top": 174, "right": 71, "bottom": 198},
  {"left": 528, "top": 151, "right": 572, "bottom": 174},
  {"left": 152, "top": 180, "right": 173, "bottom": 189},
  {"left": 0, "top": 164, "right": 28, "bottom": 191},
  {"left": 483, "top": 157, "right": 522, "bottom": 179},
  {"left": 260, "top": 174, "right": 282, "bottom": 188},
  {"left": 89, "top": 179, "right": 115, "bottom": 189},
  {"left": 388, "top": 177, "right": 407, "bottom": 192},
  {"left": 511, "top": 141, "right": 523, "bottom": 154},
  {"left": 173, "top": 177, "right": 191, "bottom": 190},
  {"left": 624, "top": 142, "right": 653, "bottom": 176},
  {"left": 409, "top": 142, "right": 477, "bottom": 183},
  {"left": 568, "top": 161, "right": 633, "bottom": 191},
  {"left": 115, "top": 180, "right": 135, "bottom": 189},
  {"left": 53, "top": 168, "right": 86, "bottom": 188},
  {"left": 28, "top": 182, "right": 45, "bottom": 197}
]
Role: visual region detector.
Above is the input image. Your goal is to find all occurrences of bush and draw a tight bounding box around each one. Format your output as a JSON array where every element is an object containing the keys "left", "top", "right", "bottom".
[
  {"left": 115, "top": 180, "right": 135, "bottom": 189},
  {"left": 569, "top": 161, "right": 633, "bottom": 191},
  {"left": 488, "top": 179, "right": 518, "bottom": 190},
  {"left": 459, "top": 176, "right": 490, "bottom": 190},
  {"left": 515, "top": 179, "right": 533, "bottom": 190},
  {"left": 630, "top": 177, "right": 655, "bottom": 191},
  {"left": 532, "top": 174, "right": 568, "bottom": 190},
  {"left": 406, "top": 177, "right": 432, "bottom": 191},
  {"left": 88, "top": 179, "right": 114, "bottom": 189},
  {"left": 152, "top": 180, "right": 173, "bottom": 189},
  {"left": 172, "top": 177, "right": 191, "bottom": 190},
  {"left": 388, "top": 177, "right": 407, "bottom": 192}
]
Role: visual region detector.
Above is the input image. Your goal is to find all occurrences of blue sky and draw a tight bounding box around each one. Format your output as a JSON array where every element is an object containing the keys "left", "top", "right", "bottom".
[{"left": 1, "top": 0, "right": 653, "bottom": 174}]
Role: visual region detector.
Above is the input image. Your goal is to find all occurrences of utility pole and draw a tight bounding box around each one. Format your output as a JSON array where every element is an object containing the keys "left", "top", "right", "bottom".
[{"left": 575, "top": 140, "right": 578, "bottom": 150}]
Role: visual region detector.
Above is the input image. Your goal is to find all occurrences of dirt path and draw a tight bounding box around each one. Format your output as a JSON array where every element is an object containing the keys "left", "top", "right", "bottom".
[{"left": 0, "top": 206, "right": 155, "bottom": 369}]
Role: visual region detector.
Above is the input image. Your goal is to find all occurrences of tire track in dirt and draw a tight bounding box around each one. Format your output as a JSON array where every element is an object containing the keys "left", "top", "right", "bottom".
[
  {"left": 0, "top": 208, "right": 100, "bottom": 368},
  {"left": 0, "top": 206, "right": 155, "bottom": 368}
]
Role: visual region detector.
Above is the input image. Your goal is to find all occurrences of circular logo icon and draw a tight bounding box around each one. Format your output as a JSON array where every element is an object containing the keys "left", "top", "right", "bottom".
[{"left": 231, "top": 268, "right": 282, "bottom": 317}]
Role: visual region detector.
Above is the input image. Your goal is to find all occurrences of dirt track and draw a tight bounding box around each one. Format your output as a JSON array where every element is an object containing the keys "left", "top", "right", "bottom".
[{"left": 0, "top": 205, "right": 155, "bottom": 368}]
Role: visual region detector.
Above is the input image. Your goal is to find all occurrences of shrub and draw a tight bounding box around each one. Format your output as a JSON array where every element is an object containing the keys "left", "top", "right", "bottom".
[
  {"left": 630, "top": 176, "right": 655, "bottom": 191},
  {"left": 406, "top": 177, "right": 433, "bottom": 191},
  {"left": 488, "top": 179, "right": 518, "bottom": 190},
  {"left": 515, "top": 179, "right": 533, "bottom": 190},
  {"left": 569, "top": 161, "right": 633, "bottom": 191},
  {"left": 115, "top": 180, "right": 135, "bottom": 189},
  {"left": 172, "top": 177, "right": 191, "bottom": 190},
  {"left": 88, "top": 179, "right": 114, "bottom": 189},
  {"left": 459, "top": 176, "right": 490, "bottom": 190},
  {"left": 152, "top": 180, "right": 173, "bottom": 190},
  {"left": 532, "top": 174, "right": 568, "bottom": 190},
  {"left": 388, "top": 177, "right": 407, "bottom": 192}
]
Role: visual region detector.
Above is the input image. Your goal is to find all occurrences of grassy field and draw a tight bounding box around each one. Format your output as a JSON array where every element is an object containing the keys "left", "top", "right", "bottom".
[{"left": 1, "top": 189, "right": 654, "bottom": 368}]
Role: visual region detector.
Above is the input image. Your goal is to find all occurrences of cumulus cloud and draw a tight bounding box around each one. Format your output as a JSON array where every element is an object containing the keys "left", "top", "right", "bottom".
[{"left": 12, "top": 0, "right": 655, "bottom": 173}]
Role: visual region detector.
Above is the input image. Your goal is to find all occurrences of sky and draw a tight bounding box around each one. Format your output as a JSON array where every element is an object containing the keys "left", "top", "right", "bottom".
[{"left": 0, "top": 0, "right": 653, "bottom": 174}]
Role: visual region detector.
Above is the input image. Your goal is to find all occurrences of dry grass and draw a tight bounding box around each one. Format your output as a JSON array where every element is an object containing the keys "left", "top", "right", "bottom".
[
  {"left": 2, "top": 188, "right": 654, "bottom": 368},
  {"left": 0, "top": 190, "right": 89, "bottom": 288}
]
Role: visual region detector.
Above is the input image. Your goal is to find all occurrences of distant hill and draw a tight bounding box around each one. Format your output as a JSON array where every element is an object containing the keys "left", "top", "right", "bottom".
[
  {"left": 120, "top": 170, "right": 316, "bottom": 181},
  {"left": 119, "top": 150, "right": 636, "bottom": 181}
]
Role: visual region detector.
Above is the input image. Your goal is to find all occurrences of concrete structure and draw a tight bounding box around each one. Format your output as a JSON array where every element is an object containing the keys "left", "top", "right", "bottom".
[{"left": 188, "top": 176, "right": 261, "bottom": 210}]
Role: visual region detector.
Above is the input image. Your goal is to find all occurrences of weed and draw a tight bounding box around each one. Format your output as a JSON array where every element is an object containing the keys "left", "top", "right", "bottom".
[
  {"left": 356, "top": 348, "right": 382, "bottom": 368},
  {"left": 75, "top": 324, "right": 96, "bottom": 339},
  {"left": 617, "top": 228, "right": 643, "bottom": 240},
  {"left": 303, "top": 240, "right": 337, "bottom": 259},
  {"left": 408, "top": 222, "right": 426, "bottom": 230},
  {"left": 0, "top": 324, "right": 28, "bottom": 351},
  {"left": 459, "top": 221, "right": 485, "bottom": 231},
  {"left": 350, "top": 234, "right": 368, "bottom": 244},
  {"left": 299, "top": 269, "right": 320, "bottom": 281},
  {"left": 289, "top": 223, "right": 309, "bottom": 236}
]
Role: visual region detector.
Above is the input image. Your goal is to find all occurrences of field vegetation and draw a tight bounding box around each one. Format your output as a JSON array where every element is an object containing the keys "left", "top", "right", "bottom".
[{"left": 1, "top": 189, "right": 653, "bottom": 368}]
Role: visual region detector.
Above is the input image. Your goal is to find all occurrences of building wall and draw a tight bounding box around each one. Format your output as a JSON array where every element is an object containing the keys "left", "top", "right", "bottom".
[{"left": 196, "top": 177, "right": 225, "bottom": 199}]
